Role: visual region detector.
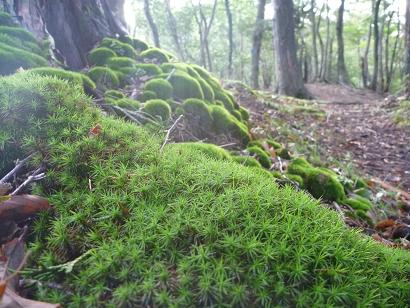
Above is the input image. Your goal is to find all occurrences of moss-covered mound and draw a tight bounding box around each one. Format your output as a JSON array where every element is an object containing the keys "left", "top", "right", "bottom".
[
  {"left": 1, "top": 74, "right": 409, "bottom": 306},
  {"left": 0, "top": 15, "right": 48, "bottom": 75},
  {"left": 142, "top": 99, "right": 171, "bottom": 121}
]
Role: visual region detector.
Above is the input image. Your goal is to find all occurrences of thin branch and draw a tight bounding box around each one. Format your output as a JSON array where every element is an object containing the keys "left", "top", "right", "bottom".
[
  {"left": 11, "top": 168, "right": 45, "bottom": 196},
  {"left": 160, "top": 115, "right": 184, "bottom": 153},
  {"left": 0, "top": 154, "right": 35, "bottom": 184}
]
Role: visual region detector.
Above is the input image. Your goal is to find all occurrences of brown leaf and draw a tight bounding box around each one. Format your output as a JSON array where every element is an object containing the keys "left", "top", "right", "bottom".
[
  {"left": 0, "top": 281, "right": 5, "bottom": 299},
  {"left": 1, "top": 287, "right": 61, "bottom": 308},
  {"left": 375, "top": 219, "right": 396, "bottom": 230},
  {"left": 0, "top": 195, "right": 50, "bottom": 224}
]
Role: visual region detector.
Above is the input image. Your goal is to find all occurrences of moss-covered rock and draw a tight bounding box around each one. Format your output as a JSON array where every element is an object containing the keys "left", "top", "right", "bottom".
[
  {"left": 182, "top": 98, "right": 213, "bottom": 129},
  {"left": 174, "top": 142, "right": 231, "bottom": 160},
  {"left": 0, "top": 12, "right": 16, "bottom": 27},
  {"left": 215, "top": 90, "right": 235, "bottom": 112},
  {"left": 212, "top": 105, "right": 250, "bottom": 145},
  {"left": 115, "top": 98, "right": 141, "bottom": 111},
  {"left": 267, "top": 139, "right": 282, "bottom": 150},
  {"left": 88, "top": 47, "right": 117, "bottom": 66},
  {"left": 29, "top": 67, "right": 96, "bottom": 91},
  {"left": 287, "top": 174, "right": 305, "bottom": 187},
  {"left": 168, "top": 73, "right": 204, "bottom": 100},
  {"left": 144, "top": 79, "right": 173, "bottom": 100},
  {"left": 0, "top": 42, "right": 47, "bottom": 75},
  {"left": 143, "top": 99, "right": 171, "bottom": 121},
  {"left": 88, "top": 66, "right": 119, "bottom": 90},
  {"left": 140, "top": 48, "right": 170, "bottom": 64},
  {"left": 100, "top": 37, "right": 137, "bottom": 58},
  {"left": 278, "top": 148, "right": 292, "bottom": 160},
  {"left": 239, "top": 106, "right": 250, "bottom": 122},
  {"left": 0, "top": 26, "right": 37, "bottom": 44},
  {"left": 107, "top": 57, "right": 137, "bottom": 71},
  {"left": 132, "top": 38, "right": 149, "bottom": 52},
  {"left": 105, "top": 90, "right": 125, "bottom": 99},
  {"left": 247, "top": 146, "right": 272, "bottom": 169},
  {"left": 345, "top": 195, "right": 372, "bottom": 211},
  {"left": 138, "top": 90, "right": 157, "bottom": 102},
  {"left": 135, "top": 64, "right": 162, "bottom": 76},
  {"left": 233, "top": 156, "right": 262, "bottom": 168}
]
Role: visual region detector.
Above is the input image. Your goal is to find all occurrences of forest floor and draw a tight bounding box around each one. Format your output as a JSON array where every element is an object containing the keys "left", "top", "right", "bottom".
[{"left": 234, "top": 82, "right": 410, "bottom": 193}]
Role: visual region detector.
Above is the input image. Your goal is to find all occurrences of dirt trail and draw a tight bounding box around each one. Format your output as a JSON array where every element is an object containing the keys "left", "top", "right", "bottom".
[{"left": 305, "top": 83, "right": 410, "bottom": 192}]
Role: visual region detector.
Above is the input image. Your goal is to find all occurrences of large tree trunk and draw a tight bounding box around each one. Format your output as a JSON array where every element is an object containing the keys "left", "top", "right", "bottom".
[
  {"left": 224, "top": 0, "right": 234, "bottom": 78},
  {"left": 336, "top": 0, "right": 349, "bottom": 84},
  {"left": 405, "top": 0, "right": 410, "bottom": 95},
  {"left": 272, "top": 0, "right": 311, "bottom": 98},
  {"left": 250, "top": 0, "right": 266, "bottom": 89},
  {"left": 9, "top": 0, "right": 127, "bottom": 69},
  {"left": 371, "top": 0, "right": 382, "bottom": 90}
]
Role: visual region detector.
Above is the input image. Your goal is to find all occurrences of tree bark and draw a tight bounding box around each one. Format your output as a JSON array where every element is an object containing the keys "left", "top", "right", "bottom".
[
  {"left": 361, "top": 3, "right": 373, "bottom": 89},
  {"left": 272, "top": 0, "right": 311, "bottom": 98},
  {"left": 310, "top": 0, "right": 318, "bottom": 81},
  {"left": 405, "top": 0, "right": 410, "bottom": 94},
  {"left": 164, "top": 0, "right": 184, "bottom": 60},
  {"left": 386, "top": 12, "right": 400, "bottom": 92},
  {"left": 336, "top": 0, "right": 349, "bottom": 84},
  {"left": 9, "top": 0, "right": 127, "bottom": 69},
  {"left": 250, "top": 0, "right": 266, "bottom": 89},
  {"left": 144, "top": 0, "right": 160, "bottom": 48},
  {"left": 317, "top": 4, "right": 325, "bottom": 80},
  {"left": 224, "top": 0, "right": 234, "bottom": 78},
  {"left": 371, "top": 0, "right": 382, "bottom": 90}
]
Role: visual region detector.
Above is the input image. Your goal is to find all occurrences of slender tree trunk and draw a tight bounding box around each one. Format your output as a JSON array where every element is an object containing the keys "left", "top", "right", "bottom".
[
  {"left": 327, "top": 36, "right": 334, "bottom": 81},
  {"left": 320, "top": 2, "right": 330, "bottom": 82},
  {"left": 310, "top": 0, "right": 318, "bottom": 81},
  {"left": 197, "top": 0, "right": 218, "bottom": 71},
  {"left": 377, "top": 14, "right": 385, "bottom": 93},
  {"left": 386, "top": 12, "right": 400, "bottom": 92},
  {"left": 250, "top": 0, "right": 266, "bottom": 89},
  {"left": 224, "top": 0, "right": 234, "bottom": 78},
  {"left": 317, "top": 5, "right": 325, "bottom": 80},
  {"left": 164, "top": 0, "right": 184, "bottom": 60},
  {"left": 405, "top": 0, "right": 410, "bottom": 94},
  {"left": 272, "top": 0, "right": 311, "bottom": 98},
  {"left": 371, "top": 0, "right": 382, "bottom": 90},
  {"left": 144, "top": 0, "right": 160, "bottom": 48},
  {"left": 336, "top": 0, "right": 349, "bottom": 84},
  {"left": 361, "top": 5, "right": 373, "bottom": 88}
]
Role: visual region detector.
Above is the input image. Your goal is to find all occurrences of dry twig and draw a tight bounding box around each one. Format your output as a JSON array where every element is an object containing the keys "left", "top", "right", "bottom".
[{"left": 160, "top": 115, "right": 184, "bottom": 153}]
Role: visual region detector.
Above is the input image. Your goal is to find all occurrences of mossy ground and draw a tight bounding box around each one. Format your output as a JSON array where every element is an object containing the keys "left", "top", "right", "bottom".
[{"left": 1, "top": 74, "right": 410, "bottom": 306}]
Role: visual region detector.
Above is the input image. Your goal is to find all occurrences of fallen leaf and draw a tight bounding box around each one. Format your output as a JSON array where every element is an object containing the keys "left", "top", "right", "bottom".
[
  {"left": 375, "top": 219, "right": 396, "bottom": 230},
  {"left": 0, "top": 195, "right": 50, "bottom": 224}
]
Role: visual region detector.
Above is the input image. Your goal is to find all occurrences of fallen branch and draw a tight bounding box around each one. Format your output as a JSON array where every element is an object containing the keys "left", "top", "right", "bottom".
[
  {"left": 0, "top": 154, "right": 35, "bottom": 184},
  {"left": 11, "top": 168, "right": 45, "bottom": 196},
  {"left": 160, "top": 115, "right": 184, "bottom": 153}
]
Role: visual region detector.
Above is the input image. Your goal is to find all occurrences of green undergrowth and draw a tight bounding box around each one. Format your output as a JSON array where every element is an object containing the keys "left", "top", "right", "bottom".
[
  {"left": 1, "top": 73, "right": 410, "bottom": 307},
  {"left": 0, "top": 12, "right": 48, "bottom": 75},
  {"left": 394, "top": 100, "right": 410, "bottom": 127}
]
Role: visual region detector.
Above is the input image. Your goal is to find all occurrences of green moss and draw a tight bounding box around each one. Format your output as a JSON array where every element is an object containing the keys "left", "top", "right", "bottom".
[
  {"left": 0, "top": 12, "right": 16, "bottom": 27},
  {"left": 115, "top": 98, "right": 140, "bottom": 111},
  {"left": 140, "top": 48, "right": 170, "bottom": 64},
  {"left": 394, "top": 100, "right": 410, "bottom": 127},
  {"left": 231, "top": 109, "right": 242, "bottom": 121},
  {"left": 215, "top": 90, "right": 234, "bottom": 112},
  {"left": 106, "top": 57, "right": 137, "bottom": 71},
  {"left": 305, "top": 169, "right": 346, "bottom": 202},
  {"left": 88, "top": 66, "right": 119, "bottom": 90},
  {"left": 287, "top": 174, "right": 304, "bottom": 187},
  {"left": 135, "top": 64, "right": 162, "bottom": 76},
  {"left": 105, "top": 90, "right": 125, "bottom": 99},
  {"left": 143, "top": 99, "right": 171, "bottom": 121},
  {"left": 232, "top": 156, "right": 262, "bottom": 168},
  {"left": 278, "top": 148, "right": 292, "bottom": 160},
  {"left": 160, "top": 63, "right": 189, "bottom": 74},
  {"left": 88, "top": 47, "right": 116, "bottom": 66},
  {"left": 211, "top": 105, "right": 250, "bottom": 145},
  {"left": 1, "top": 74, "right": 410, "bottom": 306},
  {"left": 100, "top": 38, "right": 137, "bottom": 59},
  {"left": 196, "top": 76, "right": 215, "bottom": 101},
  {"left": 144, "top": 79, "right": 173, "bottom": 100},
  {"left": 354, "top": 178, "right": 368, "bottom": 189},
  {"left": 168, "top": 73, "right": 204, "bottom": 100},
  {"left": 247, "top": 146, "right": 272, "bottom": 169},
  {"left": 0, "top": 26, "right": 37, "bottom": 44},
  {"left": 287, "top": 157, "right": 313, "bottom": 178},
  {"left": 132, "top": 38, "right": 149, "bottom": 52},
  {"left": 28, "top": 67, "right": 96, "bottom": 90},
  {"left": 239, "top": 107, "right": 250, "bottom": 121},
  {"left": 0, "top": 42, "right": 47, "bottom": 75},
  {"left": 248, "top": 140, "right": 266, "bottom": 151},
  {"left": 174, "top": 142, "right": 231, "bottom": 160},
  {"left": 138, "top": 90, "right": 157, "bottom": 102},
  {"left": 267, "top": 139, "right": 282, "bottom": 150},
  {"left": 345, "top": 195, "right": 372, "bottom": 211},
  {"left": 182, "top": 98, "right": 213, "bottom": 129}
]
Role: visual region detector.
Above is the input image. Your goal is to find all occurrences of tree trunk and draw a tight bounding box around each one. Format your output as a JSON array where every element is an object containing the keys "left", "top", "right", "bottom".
[
  {"left": 224, "top": 0, "right": 234, "bottom": 78},
  {"left": 371, "top": 0, "right": 382, "bottom": 90},
  {"left": 386, "top": 12, "right": 400, "bottom": 92},
  {"left": 272, "top": 0, "right": 311, "bottom": 98},
  {"left": 336, "top": 0, "right": 349, "bottom": 84},
  {"left": 250, "top": 0, "right": 266, "bottom": 89},
  {"left": 405, "top": 0, "right": 410, "bottom": 95},
  {"left": 144, "top": 0, "right": 160, "bottom": 48},
  {"left": 361, "top": 4, "right": 373, "bottom": 88},
  {"left": 320, "top": 2, "right": 330, "bottom": 82},
  {"left": 164, "top": 0, "right": 184, "bottom": 60},
  {"left": 317, "top": 5, "right": 325, "bottom": 81},
  {"left": 310, "top": 0, "right": 318, "bottom": 81},
  {"left": 9, "top": 0, "right": 127, "bottom": 69}
]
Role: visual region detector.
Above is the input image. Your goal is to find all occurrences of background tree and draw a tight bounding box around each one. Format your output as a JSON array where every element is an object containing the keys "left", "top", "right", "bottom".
[
  {"left": 251, "top": 0, "right": 266, "bottom": 89},
  {"left": 273, "top": 0, "right": 310, "bottom": 98},
  {"left": 405, "top": 0, "right": 410, "bottom": 95},
  {"left": 336, "top": 0, "right": 349, "bottom": 84},
  {"left": 224, "top": 0, "right": 234, "bottom": 77},
  {"left": 144, "top": 0, "right": 161, "bottom": 47}
]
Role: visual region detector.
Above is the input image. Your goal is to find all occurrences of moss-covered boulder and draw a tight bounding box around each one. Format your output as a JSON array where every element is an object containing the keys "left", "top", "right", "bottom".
[
  {"left": 0, "top": 11, "right": 16, "bottom": 27},
  {"left": 107, "top": 57, "right": 137, "bottom": 71},
  {"left": 143, "top": 99, "right": 171, "bottom": 121},
  {"left": 212, "top": 105, "right": 250, "bottom": 145},
  {"left": 168, "top": 73, "right": 204, "bottom": 100},
  {"left": 140, "top": 48, "right": 170, "bottom": 64},
  {"left": 100, "top": 37, "right": 137, "bottom": 58},
  {"left": 115, "top": 98, "right": 141, "bottom": 111},
  {"left": 88, "top": 47, "right": 117, "bottom": 66},
  {"left": 138, "top": 90, "right": 157, "bottom": 102},
  {"left": 247, "top": 146, "right": 272, "bottom": 169},
  {"left": 105, "top": 90, "right": 125, "bottom": 99},
  {"left": 182, "top": 98, "right": 213, "bottom": 131},
  {"left": 144, "top": 79, "right": 173, "bottom": 100},
  {"left": 174, "top": 142, "right": 231, "bottom": 160},
  {"left": 345, "top": 195, "right": 373, "bottom": 211},
  {"left": 135, "top": 64, "right": 162, "bottom": 76},
  {"left": 88, "top": 66, "right": 120, "bottom": 90},
  {"left": 233, "top": 156, "right": 262, "bottom": 168}
]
